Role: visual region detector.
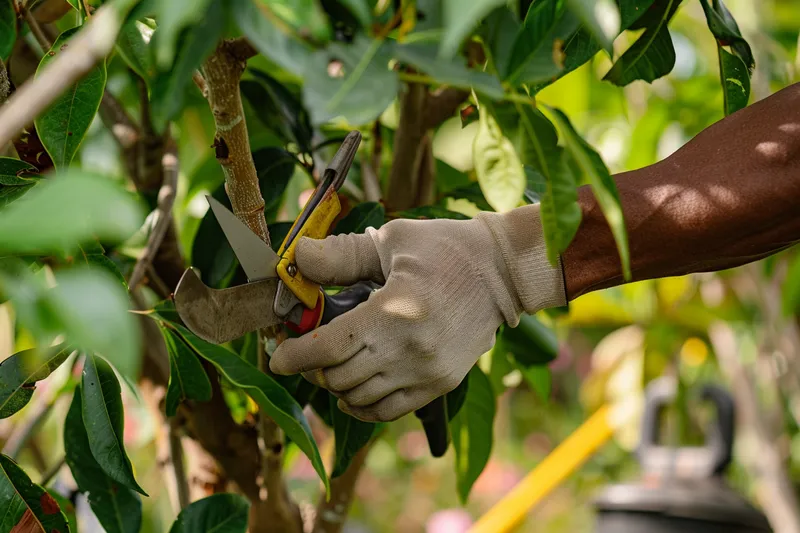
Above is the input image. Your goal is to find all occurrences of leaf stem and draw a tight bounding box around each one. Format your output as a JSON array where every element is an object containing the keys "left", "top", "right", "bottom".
[{"left": 39, "top": 456, "right": 66, "bottom": 486}]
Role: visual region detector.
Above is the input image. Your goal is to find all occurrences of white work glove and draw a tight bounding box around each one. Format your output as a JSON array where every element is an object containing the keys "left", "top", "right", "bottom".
[{"left": 270, "top": 203, "right": 566, "bottom": 422}]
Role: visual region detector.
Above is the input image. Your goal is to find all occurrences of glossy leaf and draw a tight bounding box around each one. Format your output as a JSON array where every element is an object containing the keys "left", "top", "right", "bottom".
[
  {"left": 544, "top": 106, "right": 631, "bottom": 279},
  {"left": 0, "top": 0, "right": 15, "bottom": 61},
  {"left": 0, "top": 158, "right": 40, "bottom": 208},
  {"left": 160, "top": 325, "right": 212, "bottom": 417},
  {"left": 248, "top": 69, "right": 313, "bottom": 152},
  {"left": 169, "top": 493, "right": 250, "bottom": 533},
  {"left": 390, "top": 206, "right": 470, "bottom": 220},
  {"left": 565, "top": 0, "right": 619, "bottom": 53},
  {"left": 77, "top": 243, "right": 128, "bottom": 289},
  {"left": 167, "top": 322, "right": 329, "bottom": 493},
  {"left": 0, "top": 454, "right": 69, "bottom": 533},
  {"left": 536, "top": 147, "right": 580, "bottom": 265},
  {"left": 330, "top": 401, "right": 379, "bottom": 477},
  {"left": 0, "top": 170, "right": 144, "bottom": 256},
  {"left": 505, "top": 0, "right": 581, "bottom": 86},
  {"left": 499, "top": 314, "right": 558, "bottom": 366},
  {"left": 718, "top": 47, "right": 750, "bottom": 116},
  {"left": 34, "top": 28, "right": 107, "bottom": 169},
  {"left": 233, "top": 0, "right": 309, "bottom": 77},
  {"left": 699, "top": 0, "right": 754, "bottom": 72},
  {"left": 392, "top": 43, "right": 504, "bottom": 99},
  {"left": 0, "top": 347, "right": 69, "bottom": 419},
  {"left": 46, "top": 490, "right": 76, "bottom": 533},
  {"left": 116, "top": 20, "right": 155, "bottom": 82},
  {"left": 333, "top": 202, "right": 385, "bottom": 235},
  {"left": 450, "top": 366, "right": 495, "bottom": 503},
  {"left": 81, "top": 354, "right": 147, "bottom": 495},
  {"left": 440, "top": 0, "right": 506, "bottom": 59},
  {"left": 473, "top": 108, "right": 525, "bottom": 213},
  {"left": 303, "top": 36, "right": 398, "bottom": 126},
  {"left": 65, "top": 388, "right": 142, "bottom": 533},
  {"left": 151, "top": 0, "right": 224, "bottom": 130},
  {"left": 602, "top": 0, "right": 679, "bottom": 86},
  {"left": 524, "top": 166, "right": 546, "bottom": 204}
]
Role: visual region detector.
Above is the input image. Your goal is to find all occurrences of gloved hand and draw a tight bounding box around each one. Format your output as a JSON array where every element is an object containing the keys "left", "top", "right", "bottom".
[{"left": 270, "top": 203, "right": 566, "bottom": 422}]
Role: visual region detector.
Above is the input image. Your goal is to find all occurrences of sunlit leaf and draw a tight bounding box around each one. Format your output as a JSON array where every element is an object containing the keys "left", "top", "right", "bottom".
[
  {"left": 65, "top": 387, "right": 142, "bottom": 533},
  {"left": 330, "top": 401, "right": 380, "bottom": 477},
  {"left": 473, "top": 108, "right": 525, "bottom": 212},
  {"left": 163, "top": 321, "right": 330, "bottom": 493},
  {"left": 440, "top": 0, "right": 505, "bottom": 59},
  {"left": 0, "top": 454, "right": 69, "bottom": 533},
  {"left": 169, "top": 493, "right": 250, "bottom": 533},
  {"left": 333, "top": 202, "right": 385, "bottom": 235},
  {"left": 602, "top": 0, "right": 680, "bottom": 86},
  {"left": 259, "top": 0, "right": 331, "bottom": 43},
  {"left": 504, "top": 0, "right": 581, "bottom": 86},
  {"left": 451, "top": 366, "right": 495, "bottom": 503},
  {"left": 160, "top": 325, "right": 212, "bottom": 417},
  {"left": 81, "top": 354, "right": 147, "bottom": 495},
  {"left": 0, "top": 347, "right": 70, "bottom": 419},
  {"left": 524, "top": 166, "right": 546, "bottom": 203},
  {"left": 116, "top": 20, "right": 155, "bottom": 82},
  {"left": 544, "top": 106, "right": 630, "bottom": 279},
  {"left": 233, "top": 0, "right": 310, "bottom": 78},
  {"left": 718, "top": 47, "right": 750, "bottom": 115},
  {"left": 0, "top": 170, "right": 144, "bottom": 255},
  {"left": 34, "top": 28, "right": 107, "bottom": 169},
  {"left": 303, "top": 36, "right": 398, "bottom": 126},
  {"left": 565, "top": 0, "right": 619, "bottom": 53},
  {"left": 0, "top": 0, "right": 15, "bottom": 61},
  {"left": 392, "top": 43, "right": 504, "bottom": 99}
]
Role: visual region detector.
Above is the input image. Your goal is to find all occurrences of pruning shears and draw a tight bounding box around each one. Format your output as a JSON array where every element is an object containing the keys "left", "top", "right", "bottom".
[{"left": 173, "top": 131, "right": 450, "bottom": 457}]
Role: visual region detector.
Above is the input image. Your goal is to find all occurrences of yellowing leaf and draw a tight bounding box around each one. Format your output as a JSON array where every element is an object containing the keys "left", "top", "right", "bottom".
[{"left": 473, "top": 109, "right": 525, "bottom": 212}]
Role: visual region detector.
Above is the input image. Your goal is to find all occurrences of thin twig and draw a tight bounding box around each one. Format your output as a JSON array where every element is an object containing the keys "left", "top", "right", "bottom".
[
  {"left": 192, "top": 71, "right": 208, "bottom": 99},
  {"left": 128, "top": 140, "right": 179, "bottom": 290},
  {"left": 0, "top": 4, "right": 124, "bottom": 148},
  {"left": 39, "top": 456, "right": 66, "bottom": 487},
  {"left": 169, "top": 419, "right": 191, "bottom": 510},
  {"left": 23, "top": 8, "right": 52, "bottom": 52}
]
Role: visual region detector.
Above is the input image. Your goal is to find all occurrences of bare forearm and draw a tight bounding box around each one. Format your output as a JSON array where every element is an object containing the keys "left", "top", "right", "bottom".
[{"left": 564, "top": 82, "right": 800, "bottom": 300}]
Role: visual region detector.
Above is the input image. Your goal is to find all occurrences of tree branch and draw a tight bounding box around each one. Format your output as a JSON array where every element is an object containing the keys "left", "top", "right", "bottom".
[
  {"left": 385, "top": 82, "right": 427, "bottom": 211},
  {"left": 170, "top": 418, "right": 191, "bottom": 510},
  {"left": 423, "top": 87, "right": 469, "bottom": 130},
  {"left": 313, "top": 443, "right": 372, "bottom": 533}
]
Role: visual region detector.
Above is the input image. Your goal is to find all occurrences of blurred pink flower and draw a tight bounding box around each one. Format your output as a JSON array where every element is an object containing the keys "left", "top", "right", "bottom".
[
  {"left": 426, "top": 509, "right": 473, "bottom": 533},
  {"left": 397, "top": 430, "right": 428, "bottom": 461},
  {"left": 472, "top": 459, "right": 523, "bottom": 500}
]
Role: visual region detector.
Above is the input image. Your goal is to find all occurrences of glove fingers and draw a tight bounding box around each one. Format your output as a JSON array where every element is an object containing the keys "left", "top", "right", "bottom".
[
  {"left": 316, "top": 347, "right": 382, "bottom": 393},
  {"left": 340, "top": 388, "right": 428, "bottom": 423},
  {"left": 337, "top": 374, "right": 394, "bottom": 407},
  {"left": 295, "top": 231, "right": 383, "bottom": 286}
]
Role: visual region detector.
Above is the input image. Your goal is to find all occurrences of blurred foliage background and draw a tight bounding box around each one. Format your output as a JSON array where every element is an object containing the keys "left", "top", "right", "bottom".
[{"left": 1, "top": 0, "right": 800, "bottom": 532}]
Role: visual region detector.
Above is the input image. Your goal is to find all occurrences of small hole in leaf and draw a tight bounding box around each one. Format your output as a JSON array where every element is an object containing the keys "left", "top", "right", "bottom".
[{"left": 327, "top": 59, "right": 345, "bottom": 79}]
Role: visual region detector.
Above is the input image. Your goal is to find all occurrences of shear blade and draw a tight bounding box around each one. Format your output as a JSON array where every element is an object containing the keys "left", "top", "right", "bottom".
[{"left": 174, "top": 268, "right": 282, "bottom": 344}]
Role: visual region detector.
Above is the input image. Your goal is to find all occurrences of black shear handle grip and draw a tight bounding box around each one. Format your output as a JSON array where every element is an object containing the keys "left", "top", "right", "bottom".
[{"left": 320, "top": 283, "right": 450, "bottom": 458}]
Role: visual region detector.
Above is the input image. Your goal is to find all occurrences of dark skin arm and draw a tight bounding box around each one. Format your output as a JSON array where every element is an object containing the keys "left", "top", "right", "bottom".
[{"left": 564, "top": 82, "right": 800, "bottom": 300}]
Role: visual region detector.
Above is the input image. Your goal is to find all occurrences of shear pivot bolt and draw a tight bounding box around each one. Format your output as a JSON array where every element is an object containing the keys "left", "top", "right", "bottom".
[{"left": 287, "top": 264, "right": 297, "bottom": 277}]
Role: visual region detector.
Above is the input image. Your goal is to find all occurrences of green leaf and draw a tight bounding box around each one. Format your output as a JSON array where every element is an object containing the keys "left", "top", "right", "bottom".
[
  {"left": 248, "top": 69, "right": 314, "bottom": 152},
  {"left": 46, "top": 489, "right": 77, "bottom": 532},
  {"left": 783, "top": 254, "right": 800, "bottom": 317},
  {"left": 81, "top": 353, "right": 147, "bottom": 495},
  {"left": 389, "top": 206, "right": 470, "bottom": 220},
  {"left": 160, "top": 325, "right": 212, "bottom": 416},
  {"left": 505, "top": 0, "right": 581, "bottom": 86},
  {"left": 544, "top": 106, "right": 630, "bottom": 279},
  {"left": 499, "top": 314, "right": 557, "bottom": 366},
  {"left": 65, "top": 388, "right": 142, "bottom": 533},
  {"left": 602, "top": 0, "right": 680, "bottom": 86},
  {"left": 537, "top": 148, "right": 580, "bottom": 264},
  {"left": 34, "top": 28, "right": 107, "bottom": 169},
  {"left": 333, "top": 202, "right": 385, "bottom": 235},
  {"left": 524, "top": 166, "right": 546, "bottom": 203},
  {"left": 440, "top": 0, "right": 505, "bottom": 59},
  {"left": 718, "top": 47, "right": 750, "bottom": 116},
  {"left": 153, "top": 0, "right": 213, "bottom": 68},
  {"left": 444, "top": 182, "right": 492, "bottom": 211},
  {"left": 473, "top": 107, "right": 525, "bottom": 213},
  {"left": 260, "top": 0, "right": 331, "bottom": 43},
  {"left": 151, "top": 0, "right": 224, "bottom": 130},
  {"left": 481, "top": 7, "right": 520, "bottom": 80},
  {"left": 392, "top": 43, "right": 504, "bottom": 99},
  {"left": 0, "top": 0, "right": 15, "bottom": 61},
  {"left": 517, "top": 363, "right": 551, "bottom": 401},
  {"left": 0, "top": 157, "right": 38, "bottom": 186},
  {"left": 169, "top": 493, "right": 250, "bottom": 533},
  {"left": 0, "top": 170, "right": 144, "bottom": 255},
  {"left": 0, "top": 347, "right": 70, "bottom": 419},
  {"left": 446, "top": 375, "right": 469, "bottom": 421},
  {"left": 80, "top": 251, "right": 128, "bottom": 290},
  {"left": 303, "top": 35, "right": 398, "bottom": 126},
  {"left": 338, "top": 0, "right": 372, "bottom": 27},
  {"left": 233, "top": 0, "right": 310, "bottom": 78},
  {"left": 699, "top": 0, "right": 754, "bottom": 72},
  {"left": 167, "top": 322, "right": 329, "bottom": 493},
  {"left": 450, "top": 366, "right": 495, "bottom": 503},
  {"left": 330, "top": 401, "right": 379, "bottom": 477},
  {"left": 0, "top": 454, "right": 69, "bottom": 533},
  {"left": 253, "top": 147, "right": 298, "bottom": 218},
  {"left": 116, "top": 20, "right": 155, "bottom": 82},
  {"left": 566, "top": 0, "right": 619, "bottom": 53}
]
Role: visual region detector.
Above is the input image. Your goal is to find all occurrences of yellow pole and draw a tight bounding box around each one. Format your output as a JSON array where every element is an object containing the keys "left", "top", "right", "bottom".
[{"left": 468, "top": 405, "right": 614, "bottom": 533}]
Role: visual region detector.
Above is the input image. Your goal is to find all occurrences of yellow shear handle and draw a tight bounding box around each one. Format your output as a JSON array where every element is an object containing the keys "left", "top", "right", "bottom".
[{"left": 277, "top": 186, "right": 342, "bottom": 309}]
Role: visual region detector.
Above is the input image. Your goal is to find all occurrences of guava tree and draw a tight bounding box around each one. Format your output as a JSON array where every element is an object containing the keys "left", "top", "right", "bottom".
[{"left": 0, "top": 0, "right": 756, "bottom": 531}]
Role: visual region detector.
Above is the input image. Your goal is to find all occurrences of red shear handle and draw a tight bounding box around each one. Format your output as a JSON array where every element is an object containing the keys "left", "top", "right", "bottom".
[{"left": 284, "top": 282, "right": 378, "bottom": 335}]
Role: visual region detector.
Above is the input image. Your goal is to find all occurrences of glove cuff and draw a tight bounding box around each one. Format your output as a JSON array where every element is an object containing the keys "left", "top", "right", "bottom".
[{"left": 476, "top": 204, "right": 567, "bottom": 321}]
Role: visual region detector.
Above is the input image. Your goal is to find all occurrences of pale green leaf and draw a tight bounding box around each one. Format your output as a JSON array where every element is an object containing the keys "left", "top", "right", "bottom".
[
  {"left": 473, "top": 108, "right": 525, "bottom": 212},
  {"left": 65, "top": 388, "right": 142, "bottom": 533},
  {"left": 0, "top": 454, "right": 69, "bottom": 533},
  {"left": 440, "top": 0, "right": 505, "bottom": 59},
  {"left": 518, "top": 364, "right": 551, "bottom": 401},
  {"left": 34, "top": 28, "right": 107, "bottom": 169},
  {"left": 169, "top": 493, "right": 250, "bottom": 533},
  {"left": 718, "top": 46, "right": 750, "bottom": 116},
  {"left": 116, "top": 20, "right": 155, "bottom": 82},
  {"left": 81, "top": 354, "right": 147, "bottom": 495},
  {"left": 259, "top": 0, "right": 330, "bottom": 43},
  {"left": 451, "top": 366, "right": 495, "bottom": 503}
]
